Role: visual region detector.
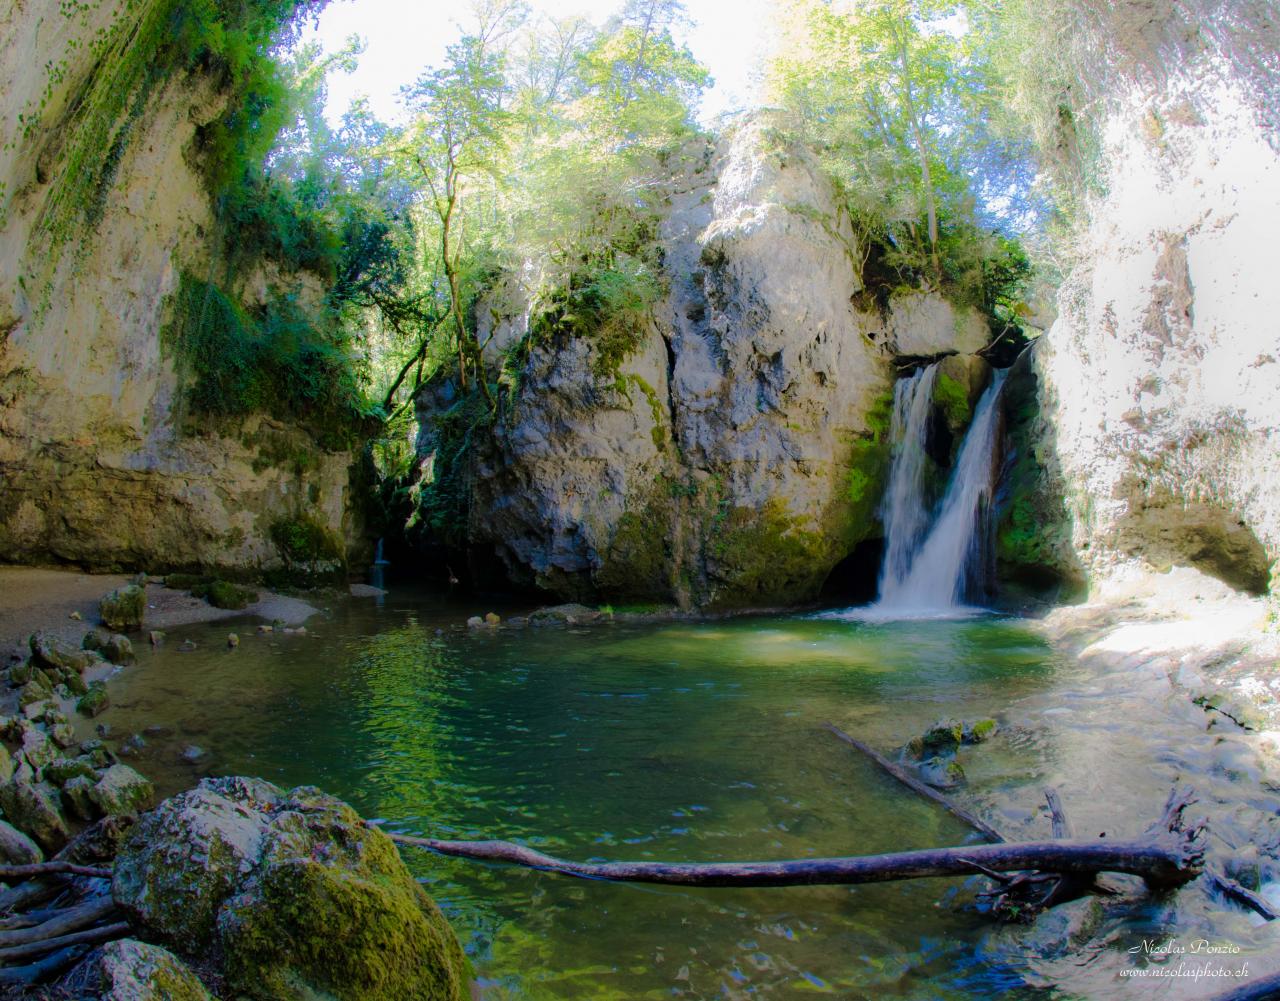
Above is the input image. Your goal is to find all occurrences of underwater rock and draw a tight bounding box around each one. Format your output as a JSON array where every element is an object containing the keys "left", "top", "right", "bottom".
[{"left": 917, "top": 756, "right": 966, "bottom": 790}]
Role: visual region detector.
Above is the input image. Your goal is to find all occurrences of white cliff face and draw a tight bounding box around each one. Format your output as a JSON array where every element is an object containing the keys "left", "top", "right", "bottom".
[
  {"left": 449, "top": 120, "right": 991, "bottom": 607},
  {"left": 0, "top": 2, "right": 360, "bottom": 573},
  {"left": 1026, "top": 11, "right": 1280, "bottom": 596}
]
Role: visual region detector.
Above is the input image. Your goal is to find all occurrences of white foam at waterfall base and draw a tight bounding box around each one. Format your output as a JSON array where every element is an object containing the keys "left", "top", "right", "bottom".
[{"left": 823, "top": 368, "right": 1008, "bottom": 623}]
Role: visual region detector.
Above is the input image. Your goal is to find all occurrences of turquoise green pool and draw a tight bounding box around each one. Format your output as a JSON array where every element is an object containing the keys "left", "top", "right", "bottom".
[{"left": 86, "top": 590, "right": 1280, "bottom": 999}]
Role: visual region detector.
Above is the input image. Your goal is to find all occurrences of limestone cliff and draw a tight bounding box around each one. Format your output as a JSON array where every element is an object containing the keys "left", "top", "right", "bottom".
[
  {"left": 0, "top": 0, "right": 362, "bottom": 577},
  {"left": 421, "top": 119, "right": 995, "bottom": 607},
  {"left": 1002, "top": 0, "right": 1280, "bottom": 598}
]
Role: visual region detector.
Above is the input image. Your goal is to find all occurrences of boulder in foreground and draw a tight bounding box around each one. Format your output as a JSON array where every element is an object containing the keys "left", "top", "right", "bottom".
[{"left": 112, "top": 776, "right": 471, "bottom": 1001}]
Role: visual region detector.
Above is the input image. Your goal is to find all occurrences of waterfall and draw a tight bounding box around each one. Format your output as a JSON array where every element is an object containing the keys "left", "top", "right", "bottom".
[
  {"left": 877, "top": 364, "right": 940, "bottom": 601},
  {"left": 879, "top": 369, "right": 1007, "bottom": 614},
  {"left": 829, "top": 366, "right": 1007, "bottom": 621}
]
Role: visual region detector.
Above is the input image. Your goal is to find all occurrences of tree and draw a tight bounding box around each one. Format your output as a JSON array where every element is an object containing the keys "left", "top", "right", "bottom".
[
  {"left": 397, "top": 9, "right": 524, "bottom": 407},
  {"left": 769, "top": 0, "right": 1039, "bottom": 311}
]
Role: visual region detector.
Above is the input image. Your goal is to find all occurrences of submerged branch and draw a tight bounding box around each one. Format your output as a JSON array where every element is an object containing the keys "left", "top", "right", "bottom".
[{"left": 823, "top": 723, "right": 1007, "bottom": 843}]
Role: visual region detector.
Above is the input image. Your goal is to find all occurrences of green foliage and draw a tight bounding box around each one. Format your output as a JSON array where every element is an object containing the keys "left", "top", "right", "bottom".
[
  {"left": 933, "top": 373, "right": 971, "bottom": 427},
  {"left": 163, "top": 272, "right": 367, "bottom": 447},
  {"left": 29, "top": 0, "right": 320, "bottom": 269},
  {"left": 410, "top": 391, "right": 494, "bottom": 548},
  {"left": 532, "top": 243, "right": 664, "bottom": 379},
  {"left": 844, "top": 390, "right": 895, "bottom": 535},
  {"left": 769, "top": 0, "right": 1039, "bottom": 324},
  {"left": 270, "top": 516, "right": 344, "bottom": 563}
]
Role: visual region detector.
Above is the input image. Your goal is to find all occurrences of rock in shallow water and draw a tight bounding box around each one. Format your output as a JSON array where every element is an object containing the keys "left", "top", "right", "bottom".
[
  {"left": 100, "top": 585, "right": 146, "bottom": 633},
  {"left": 112, "top": 776, "right": 470, "bottom": 1001}
]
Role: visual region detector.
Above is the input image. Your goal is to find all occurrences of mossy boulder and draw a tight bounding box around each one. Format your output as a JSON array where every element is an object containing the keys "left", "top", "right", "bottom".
[
  {"left": 113, "top": 777, "right": 470, "bottom": 1000},
  {"left": 44, "top": 757, "right": 97, "bottom": 786},
  {"left": 100, "top": 585, "right": 146, "bottom": 632},
  {"left": 69, "top": 938, "right": 213, "bottom": 1000},
  {"left": 191, "top": 580, "right": 258, "bottom": 611},
  {"left": 90, "top": 765, "right": 154, "bottom": 816},
  {"left": 63, "top": 775, "right": 99, "bottom": 821},
  {"left": 963, "top": 718, "right": 998, "bottom": 743},
  {"left": 82, "top": 627, "right": 113, "bottom": 652},
  {"left": 0, "top": 818, "right": 42, "bottom": 865},
  {"left": 77, "top": 682, "right": 111, "bottom": 718},
  {"left": 0, "top": 777, "right": 69, "bottom": 852},
  {"left": 30, "top": 632, "right": 97, "bottom": 673},
  {"left": 103, "top": 633, "right": 136, "bottom": 665},
  {"left": 908, "top": 719, "right": 965, "bottom": 759}
]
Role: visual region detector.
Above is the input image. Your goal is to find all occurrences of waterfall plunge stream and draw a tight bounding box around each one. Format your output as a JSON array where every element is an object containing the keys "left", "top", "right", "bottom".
[{"left": 834, "top": 363, "right": 1007, "bottom": 620}]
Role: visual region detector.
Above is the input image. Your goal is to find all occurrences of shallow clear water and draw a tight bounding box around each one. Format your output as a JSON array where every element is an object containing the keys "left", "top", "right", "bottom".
[{"left": 87, "top": 589, "right": 1280, "bottom": 1000}]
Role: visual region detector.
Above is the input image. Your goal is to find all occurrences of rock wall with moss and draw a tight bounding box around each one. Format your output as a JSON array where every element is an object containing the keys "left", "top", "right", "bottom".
[
  {"left": 0, "top": 0, "right": 365, "bottom": 577},
  {"left": 421, "top": 119, "right": 997, "bottom": 608},
  {"left": 1006, "top": 0, "right": 1280, "bottom": 598}
]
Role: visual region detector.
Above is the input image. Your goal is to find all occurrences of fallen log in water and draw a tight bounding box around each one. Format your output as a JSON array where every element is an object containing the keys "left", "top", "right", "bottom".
[
  {"left": 388, "top": 826, "right": 1203, "bottom": 890},
  {"left": 822, "top": 722, "right": 1277, "bottom": 920}
]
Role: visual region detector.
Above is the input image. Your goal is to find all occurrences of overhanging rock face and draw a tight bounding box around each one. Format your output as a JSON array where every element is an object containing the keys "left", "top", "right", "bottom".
[
  {"left": 0, "top": 2, "right": 361, "bottom": 575},
  {"left": 1015, "top": 0, "right": 1280, "bottom": 597}
]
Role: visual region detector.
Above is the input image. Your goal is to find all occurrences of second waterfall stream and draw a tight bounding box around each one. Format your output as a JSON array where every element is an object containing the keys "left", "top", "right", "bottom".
[{"left": 836, "top": 362, "right": 1007, "bottom": 620}]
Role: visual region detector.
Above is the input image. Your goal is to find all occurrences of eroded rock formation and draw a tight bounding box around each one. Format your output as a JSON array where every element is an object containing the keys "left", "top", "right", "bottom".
[
  {"left": 425, "top": 119, "right": 996, "bottom": 607},
  {"left": 1001, "top": 0, "right": 1280, "bottom": 598},
  {"left": 0, "top": 2, "right": 362, "bottom": 576}
]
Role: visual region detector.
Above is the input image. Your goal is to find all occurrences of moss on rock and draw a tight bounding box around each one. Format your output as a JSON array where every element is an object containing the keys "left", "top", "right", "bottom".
[
  {"left": 73, "top": 938, "right": 214, "bottom": 1001},
  {"left": 706, "top": 499, "right": 832, "bottom": 607},
  {"left": 594, "top": 493, "right": 674, "bottom": 601},
  {"left": 114, "top": 777, "right": 469, "bottom": 1001},
  {"left": 100, "top": 585, "right": 146, "bottom": 632}
]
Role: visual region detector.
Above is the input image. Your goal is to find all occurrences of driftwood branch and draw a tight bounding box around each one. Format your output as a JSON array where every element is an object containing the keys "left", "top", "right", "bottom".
[
  {"left": 0, "top": 895, "right": 116, "bottom": 947},
  {"left": 0, "top": 944, "right": 90, "bottom": 987},
  {"left": 0, "top": 920, "right": 130, "bottom": 964},
  {"left": 0, "top": 862, "right": 110, "bottom": 881},
  {"left": 388, "top": 830, "right": 1203, "bottom": 889},
  {"left": 822, "top": 723, "right": 1007, "bottom": 842},
  {"left": 1206, "top": 867, "right": 1279, "bottom": 922},
  {"left": 1044, "top": 787, "right": 1073, "bottom": 839}
]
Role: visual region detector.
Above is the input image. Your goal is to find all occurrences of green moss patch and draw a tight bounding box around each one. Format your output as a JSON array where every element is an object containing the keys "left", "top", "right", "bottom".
[{"left": 706, "top": 499, "right": 831, "bottom": 607}]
